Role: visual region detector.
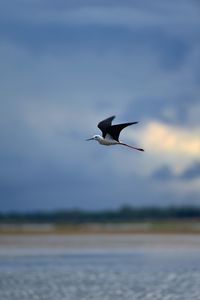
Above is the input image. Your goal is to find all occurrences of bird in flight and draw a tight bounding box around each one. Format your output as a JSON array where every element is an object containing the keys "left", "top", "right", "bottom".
[{"left": 86, "top": 115, "right": 144, "bottom": 151}]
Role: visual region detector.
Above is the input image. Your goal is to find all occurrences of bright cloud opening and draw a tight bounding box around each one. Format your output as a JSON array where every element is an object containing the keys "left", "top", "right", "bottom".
[{"left": 142, "top": 121, "right": 200, "bottom": 156}]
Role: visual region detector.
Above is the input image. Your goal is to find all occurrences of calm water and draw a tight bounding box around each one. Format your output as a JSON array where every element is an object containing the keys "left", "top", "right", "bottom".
[{"left": 0, "top": 234, "right": 200, "bottom": 300}]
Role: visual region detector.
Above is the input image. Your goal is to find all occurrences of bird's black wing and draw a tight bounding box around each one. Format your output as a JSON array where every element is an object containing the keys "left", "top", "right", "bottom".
[
  {"left": 98, "top": 115, "right": 115, "bottom": 138},
  {"left": 107, "top": 122, "right": 138, "bottom": 141}
]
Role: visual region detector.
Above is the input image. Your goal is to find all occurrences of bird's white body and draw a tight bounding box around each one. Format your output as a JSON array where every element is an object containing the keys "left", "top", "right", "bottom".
[{"left": 94, "top": 134, "right": 119, "bottom": 145}]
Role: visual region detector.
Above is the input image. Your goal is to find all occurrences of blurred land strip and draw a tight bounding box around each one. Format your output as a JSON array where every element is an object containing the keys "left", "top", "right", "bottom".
[
  {"left": 1, "top": 221, "right": 200, "bottom": 235},
  {"left": 1, "top": 206, "right": 200, "bottom": 234}
]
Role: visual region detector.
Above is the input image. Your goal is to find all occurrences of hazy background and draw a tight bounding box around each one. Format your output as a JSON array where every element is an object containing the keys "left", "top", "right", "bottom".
[{"left": 0, "top": 0, "right": 200, "bottom": 212}]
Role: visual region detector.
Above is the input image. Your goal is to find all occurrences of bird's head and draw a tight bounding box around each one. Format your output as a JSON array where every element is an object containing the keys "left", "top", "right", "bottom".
[{"left": 86, "top": 135, "right": 102, "bottom": 142}]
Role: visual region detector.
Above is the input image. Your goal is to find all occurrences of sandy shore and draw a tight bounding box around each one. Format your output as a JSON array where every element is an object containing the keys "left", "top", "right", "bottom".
[
  {"left": 1, "top": 223, "right": 200, "bottom": 254},
  {"left": 1, "top": 221, "right": 200, "bottom": 235}
]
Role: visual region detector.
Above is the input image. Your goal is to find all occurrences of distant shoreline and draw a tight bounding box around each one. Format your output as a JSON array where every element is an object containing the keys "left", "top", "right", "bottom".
[{"left": 1, "top": 220, "right": 200, "bottom": 235}]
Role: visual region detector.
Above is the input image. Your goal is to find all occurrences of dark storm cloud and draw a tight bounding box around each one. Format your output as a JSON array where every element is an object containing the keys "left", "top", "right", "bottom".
[
  {"left": 124, "top": 94, "right": 199, "bottom": 126},
  {"left": 0, "top": 0, "right": 199, "bottom": 56},
  {"left": 151, "top": 165, "right": 174, "bottom": 181},
  {"left": 0, "top": 11, "right": 190, "bottom": 56},
  {"left": 0, "top": 157, "right": 98, "bottom": 211},
  {"left": 181, "top": 162, "right": 200, "bottom": 180},
  {"left": 152, "top": 162, "right": 200, "bottom": 181},
  {"left": 0, "top": 164, "right": 179, "bottom": 211}
]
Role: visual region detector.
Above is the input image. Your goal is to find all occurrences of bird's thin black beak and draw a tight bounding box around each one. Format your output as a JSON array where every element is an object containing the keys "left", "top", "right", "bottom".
[{"left": 86, "top": 137, "right": 94, "bottom": 141}]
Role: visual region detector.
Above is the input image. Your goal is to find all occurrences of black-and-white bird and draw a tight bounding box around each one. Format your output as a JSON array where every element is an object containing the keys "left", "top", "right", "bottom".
[{"left": 86, "top": 115, "right": 144, "bottom": 151}]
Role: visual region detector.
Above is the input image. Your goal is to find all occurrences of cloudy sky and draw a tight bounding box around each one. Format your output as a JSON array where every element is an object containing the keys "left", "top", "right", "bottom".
[{"left": 0, "top": 0, "right": 200, "bottom": 211}]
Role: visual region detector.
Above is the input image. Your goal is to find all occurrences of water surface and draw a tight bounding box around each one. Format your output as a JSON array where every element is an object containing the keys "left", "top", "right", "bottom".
[{"left": 0, "top": 234, "right": 200, "bottom": 300}]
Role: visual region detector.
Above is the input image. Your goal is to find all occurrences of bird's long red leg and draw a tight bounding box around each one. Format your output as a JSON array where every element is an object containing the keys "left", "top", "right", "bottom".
[{"left": 119, "top": 142, "right": 144, "bottom": 152}]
